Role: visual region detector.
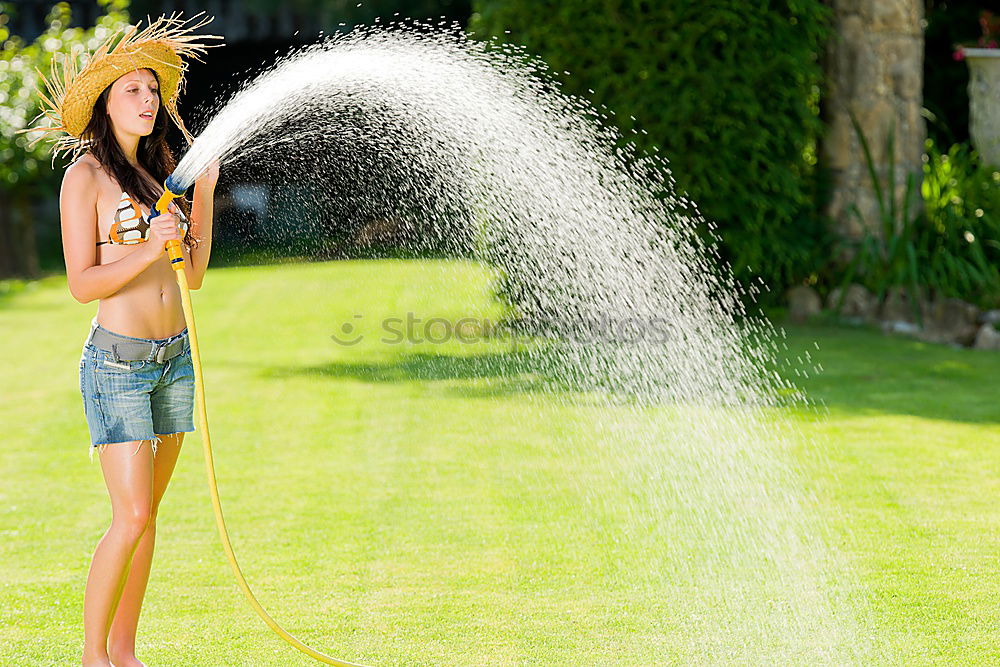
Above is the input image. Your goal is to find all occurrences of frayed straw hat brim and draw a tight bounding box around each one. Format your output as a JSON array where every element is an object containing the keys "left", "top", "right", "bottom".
[
  {"left": 61, "top": 44, "right": 183, "bottom": 136},
  {"left": 20, "top": 12, "right": 222, "bottom": 161}
]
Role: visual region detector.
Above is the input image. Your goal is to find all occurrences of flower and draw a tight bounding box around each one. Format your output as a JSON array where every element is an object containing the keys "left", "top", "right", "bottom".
[{"left": 953, "top": 10, "right": 1000, "bottom": 60}]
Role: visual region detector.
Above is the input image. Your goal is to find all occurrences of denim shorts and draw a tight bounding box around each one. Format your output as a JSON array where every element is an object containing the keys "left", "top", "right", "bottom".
[{"left": 79, "top": 320, "right": 196, "bottom": 462}]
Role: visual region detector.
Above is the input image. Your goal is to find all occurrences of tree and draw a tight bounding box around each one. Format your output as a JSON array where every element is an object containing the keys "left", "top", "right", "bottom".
[{"left": 0, "top": 0, "right": 129, "bottom": 279}]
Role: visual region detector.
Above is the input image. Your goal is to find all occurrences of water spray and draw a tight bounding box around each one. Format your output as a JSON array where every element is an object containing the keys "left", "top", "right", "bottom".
[
  {"left": 150, "top": 172, "right": 367, "bottom": 667},
  {"left": 134, "top": 15, "right": 875, "bottom": 663}
]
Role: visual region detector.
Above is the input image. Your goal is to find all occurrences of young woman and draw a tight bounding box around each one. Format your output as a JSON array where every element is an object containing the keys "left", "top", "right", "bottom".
[{"left": 27, "top": 15, "right": 221, "bottom": 667}]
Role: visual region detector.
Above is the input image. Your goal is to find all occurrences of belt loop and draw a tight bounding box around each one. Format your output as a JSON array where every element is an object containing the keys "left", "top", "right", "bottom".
[
  {"left": 111, "top": 343, "right": 120, "bottom": 362},
  {"left": 155, "top": 344, "right": 166, "bottom": 364}
]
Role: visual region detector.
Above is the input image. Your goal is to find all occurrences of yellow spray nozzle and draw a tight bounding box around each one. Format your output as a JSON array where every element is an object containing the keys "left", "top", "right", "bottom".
[{"left": 153, "top": 179, "right": 188, "bottom": 271}]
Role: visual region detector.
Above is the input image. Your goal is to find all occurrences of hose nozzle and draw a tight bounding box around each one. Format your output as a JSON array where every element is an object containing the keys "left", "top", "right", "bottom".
[{"left": 151, "top": 175, "right": 189, "bottom": 271}]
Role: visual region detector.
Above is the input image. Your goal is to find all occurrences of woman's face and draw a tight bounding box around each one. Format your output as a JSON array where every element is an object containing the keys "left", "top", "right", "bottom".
[{"left": 105, "top": 68, "right": 160, "bottom": 137}]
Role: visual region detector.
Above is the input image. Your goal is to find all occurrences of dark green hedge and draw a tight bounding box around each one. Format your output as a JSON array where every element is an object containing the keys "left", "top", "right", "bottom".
[{"left": 469, "top": 0, "right": 833, "bottom": 302}]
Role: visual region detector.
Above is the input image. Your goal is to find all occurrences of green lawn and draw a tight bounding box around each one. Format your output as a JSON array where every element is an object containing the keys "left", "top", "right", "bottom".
[{"left": 1, "top": 259, "right": 998, "bottom": 665}]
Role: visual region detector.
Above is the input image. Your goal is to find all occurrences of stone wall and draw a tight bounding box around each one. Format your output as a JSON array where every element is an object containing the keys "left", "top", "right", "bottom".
[{"left": 821, "top": 0, "right": 926, "bottom": 241}]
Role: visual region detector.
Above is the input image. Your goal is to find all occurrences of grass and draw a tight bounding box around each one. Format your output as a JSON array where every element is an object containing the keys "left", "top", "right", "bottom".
[{"left": 1, "top": 258, "right": 998, "bottom": 665}]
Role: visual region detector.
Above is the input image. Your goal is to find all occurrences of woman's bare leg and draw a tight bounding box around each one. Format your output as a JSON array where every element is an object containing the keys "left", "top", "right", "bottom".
[
  {"left": 81, "top": 441, "right": 154, "bottom": 667},
  {"left": 107, "top": 433, "right": 185, "bottom": 667}
]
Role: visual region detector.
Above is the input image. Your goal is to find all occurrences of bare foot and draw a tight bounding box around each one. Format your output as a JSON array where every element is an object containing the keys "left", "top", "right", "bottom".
[
  {"left": 108, "top": 652, "right": 146, "bottom": 667},
  {"left": 81, "top": 655, "right": 113, "bottom": 667}
]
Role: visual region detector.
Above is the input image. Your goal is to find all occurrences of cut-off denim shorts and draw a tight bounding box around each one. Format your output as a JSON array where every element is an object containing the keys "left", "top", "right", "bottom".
[{"left": 79, "top": 318, "right": 196, "bottom": 462}]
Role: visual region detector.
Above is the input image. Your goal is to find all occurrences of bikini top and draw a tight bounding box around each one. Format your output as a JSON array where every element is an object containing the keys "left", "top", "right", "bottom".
[{"left": 96, "top": 192, "right": 189, "bottom": 246}]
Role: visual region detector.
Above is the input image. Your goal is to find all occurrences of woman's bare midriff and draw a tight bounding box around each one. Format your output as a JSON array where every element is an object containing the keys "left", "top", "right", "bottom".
[{"left": 85, "top": 154, "right": 187, "bottom": 340}]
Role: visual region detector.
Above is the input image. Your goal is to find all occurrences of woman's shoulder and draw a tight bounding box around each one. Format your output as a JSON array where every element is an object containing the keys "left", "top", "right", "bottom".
[
  {"left": 62, "top": 154, "right": 123, "bottom": 200},
  {"left": 63, "top": 154, "right": 101, "bottom": 187},
  {"left": 60, "top": 155, "right": 99, "bottom": 199}
]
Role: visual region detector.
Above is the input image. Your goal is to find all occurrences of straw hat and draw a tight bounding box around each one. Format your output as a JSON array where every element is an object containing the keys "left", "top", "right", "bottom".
[{"left": 21, "top": 12, "right": 222, "bottom": 160}]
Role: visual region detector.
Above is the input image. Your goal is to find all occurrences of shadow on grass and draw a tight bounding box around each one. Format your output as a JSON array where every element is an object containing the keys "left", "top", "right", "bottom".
[
  {"left": 262, "top": 322, "right": 1000, "bottom": 423},
  {"left": 779, "top": 323, "right": 1000, "bottom": 425},
  {"left": 263, "top": 348, "right": 561, "bottom": 397},
  {"left": 262, "top": 347, "right": 646, "bottom": 405}
]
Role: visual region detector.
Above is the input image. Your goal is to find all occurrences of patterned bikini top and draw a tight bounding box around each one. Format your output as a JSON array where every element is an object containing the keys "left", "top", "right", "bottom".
[{"left": 96, "top": 192, "right": 189, "bottom": 246}]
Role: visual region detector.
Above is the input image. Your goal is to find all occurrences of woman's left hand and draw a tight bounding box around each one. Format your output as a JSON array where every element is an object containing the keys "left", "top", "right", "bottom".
[{"left": 196, "top": 157, "right": 221, "bottom": 189}]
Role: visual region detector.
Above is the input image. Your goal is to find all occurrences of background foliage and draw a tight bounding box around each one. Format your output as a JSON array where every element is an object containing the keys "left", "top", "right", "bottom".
[
  {"left": 832, "top": 128, "right": 1000, "bottom": 313},
  {"left": 8, "top": 0, "right": 997, "bottom": 313},
  {"left": 470, "top": 0, "right": 834, "bottom": 305},
  {"left": 0, "top": 0, "right": 129, "bottom": 277},
  {"left": 920, "top": 138, "right": 1000, "bottom": 307}
]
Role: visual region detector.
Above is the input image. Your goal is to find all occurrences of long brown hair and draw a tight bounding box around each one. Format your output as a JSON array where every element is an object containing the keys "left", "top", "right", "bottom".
[{"left": 82, "top": 69, "right": 195, "bottom": 249}]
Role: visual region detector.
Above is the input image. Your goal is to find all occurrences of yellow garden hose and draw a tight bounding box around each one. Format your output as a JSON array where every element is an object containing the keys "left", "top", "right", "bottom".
[{"left": 155, "top": 187, "right": 367, "bottom": 667}]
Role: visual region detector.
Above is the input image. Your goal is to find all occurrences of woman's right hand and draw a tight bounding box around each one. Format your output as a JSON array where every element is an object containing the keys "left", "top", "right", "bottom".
[{"left": 143, "top": 202, "right": 184, "bottom": 263}]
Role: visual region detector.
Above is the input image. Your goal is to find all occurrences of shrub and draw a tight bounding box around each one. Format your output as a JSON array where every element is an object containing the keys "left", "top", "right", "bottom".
[
  {"left": 469, "top": 0, "right": 833, "bottom": 303},
  {"left": 833, "top": 122, "right": 1000, "bottom": 313},
  {"left": 920, "top": 138, "right": 1000, "bottom": 308}
]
